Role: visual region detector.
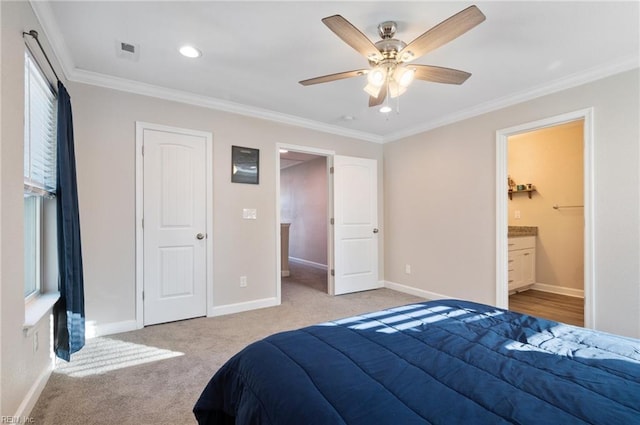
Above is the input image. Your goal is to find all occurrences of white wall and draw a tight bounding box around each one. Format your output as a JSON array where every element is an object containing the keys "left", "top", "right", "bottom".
[
  {"left": 384, "top": 69, "right": 640, "bottom": 338},
  {"left": 0, "top": 0, "right": 59, "bottom": 417},
  {"left": 67, "top": 82, "right": 384, "bottom": 329}
]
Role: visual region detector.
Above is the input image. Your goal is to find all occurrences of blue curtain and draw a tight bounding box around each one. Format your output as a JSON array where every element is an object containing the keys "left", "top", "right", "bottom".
[{"left": 53, "top": 81, "right": 85, "bottom": 361}]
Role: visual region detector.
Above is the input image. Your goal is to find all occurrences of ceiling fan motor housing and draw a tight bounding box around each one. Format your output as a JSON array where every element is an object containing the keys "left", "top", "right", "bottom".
[{"left": 372, "top": 21, "right": 407, "bottom": 64}]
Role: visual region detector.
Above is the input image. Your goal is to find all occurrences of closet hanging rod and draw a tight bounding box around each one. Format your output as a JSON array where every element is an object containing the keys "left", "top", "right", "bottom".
[
  {"left": 552, "top": 204, "right": 583, "bottom": 210},
  {"left": 22, "top": 30, "right": 60, "bottom": 83}
]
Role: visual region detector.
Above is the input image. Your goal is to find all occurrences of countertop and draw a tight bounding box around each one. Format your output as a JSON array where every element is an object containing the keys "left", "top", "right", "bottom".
[{"left": 508, "top": 226, "right": 538, "bottom": 237}]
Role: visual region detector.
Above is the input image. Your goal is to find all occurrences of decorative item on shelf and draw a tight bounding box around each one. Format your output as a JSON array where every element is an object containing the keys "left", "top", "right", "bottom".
[
  {"left": 507, "top": 175, "right": 515, "bottom": 192},
  {"left": 508, "top": 183, "right": 536, "bottom": 200}
]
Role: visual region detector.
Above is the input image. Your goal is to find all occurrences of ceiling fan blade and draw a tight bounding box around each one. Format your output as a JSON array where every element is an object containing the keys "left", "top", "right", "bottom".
[
  {"left": 299, "top": 69, "right": 368, "bottom": 86},
  {"left": 369, "top": 84, "right": 387, "bottom": 107},
  {"left": 412, "top": 64, "right": 471, "bottom": 85},
  {"left": 398, "top": 5, "right": 485, "bottom": 62},
  {"left": 322, "top": 15, "right": 384, "bottom": 62}
]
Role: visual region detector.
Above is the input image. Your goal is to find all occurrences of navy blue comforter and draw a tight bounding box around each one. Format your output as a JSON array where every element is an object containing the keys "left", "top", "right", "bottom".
[{"left": 193, "top": 299, "right": 640, "bottom": 424}]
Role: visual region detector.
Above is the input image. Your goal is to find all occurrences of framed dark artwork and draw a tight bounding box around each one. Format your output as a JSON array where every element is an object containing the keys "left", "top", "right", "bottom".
[{"left": 231, "top": 145, "right": 259, "bottom": 184}]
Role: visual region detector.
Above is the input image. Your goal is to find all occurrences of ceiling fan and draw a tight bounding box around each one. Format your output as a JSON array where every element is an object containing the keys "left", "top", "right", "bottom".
[{"left": 299, "top": 5, "right": 486, "bottom": 111}]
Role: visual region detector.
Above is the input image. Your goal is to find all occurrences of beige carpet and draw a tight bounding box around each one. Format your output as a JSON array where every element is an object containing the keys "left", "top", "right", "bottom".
[{"left": 30, "top": 263, "right": 423, "bottom": 424}]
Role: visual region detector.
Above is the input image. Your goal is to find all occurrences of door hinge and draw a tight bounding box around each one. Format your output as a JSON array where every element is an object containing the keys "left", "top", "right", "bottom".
[
  {"left": 331, "top": 269, "right": 335, "bottom": 276},
  {"left": 142, "top": 145, "right": 144, "bottom": 155},
  {"left": 142, "top": 218, "right": 144, "bottom": 229},
  {"left": 142, "top": 291, "right": 144, "bottom": 301},
  {"left": 330, "top": 166, "right": 334, "bottom": 174},
  {"left": 330, "top": 218, "right": 334, "bottom": 225}
]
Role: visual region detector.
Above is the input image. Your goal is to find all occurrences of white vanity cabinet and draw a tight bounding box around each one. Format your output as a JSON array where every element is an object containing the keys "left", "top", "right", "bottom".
[{"left": 508, "top": 236, "right": 536, "bottom": 292}]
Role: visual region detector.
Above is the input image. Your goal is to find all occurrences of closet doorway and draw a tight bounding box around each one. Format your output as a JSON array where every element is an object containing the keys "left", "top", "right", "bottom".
[{"left": 279, "top": 148, "right": 330, "bottom": 294}]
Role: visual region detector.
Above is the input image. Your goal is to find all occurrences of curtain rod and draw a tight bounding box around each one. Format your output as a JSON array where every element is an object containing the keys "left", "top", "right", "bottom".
[{"left": 22, "top": 30, "right": 60, "bottom": 83}]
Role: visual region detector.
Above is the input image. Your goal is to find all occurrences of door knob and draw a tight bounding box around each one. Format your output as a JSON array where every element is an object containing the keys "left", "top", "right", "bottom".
[
  {"left": 373, "top": 228, "right": 379, "bottom": 234},
  {"left": 196, "top": 233, "right": 205, "bottom": 240}
]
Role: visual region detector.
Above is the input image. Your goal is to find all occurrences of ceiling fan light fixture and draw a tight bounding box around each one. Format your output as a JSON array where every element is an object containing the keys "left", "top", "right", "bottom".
[
  {"left": 367, "top": 67, "right": 386, "bottom": 86},
  {"left": 379, "top": 105, "right": 392, "bottom": 114},
  {"left": 395, "top": 67, "right": 415, "bottom": 88},
  {"left": 363, "top": 83, "right": 383, "bottom": 97},
  {"left": 388, "top": 81, "right": 407, "bottom": 99}
]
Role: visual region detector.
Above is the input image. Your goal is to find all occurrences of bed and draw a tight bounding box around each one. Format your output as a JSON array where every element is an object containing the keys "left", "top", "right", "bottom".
[{"left": 193, "top": 299, "right": 640, "bottom": 424}]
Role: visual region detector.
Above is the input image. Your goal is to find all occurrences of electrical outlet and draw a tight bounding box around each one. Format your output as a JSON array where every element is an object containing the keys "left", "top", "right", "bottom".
[
  {"left": 405, "top": 264, "right": 411, "bottom": 274},
  {"left": 515, "top": 210, "right": 521, "bottom": 219},
  {"left": 240, "top": 276, "right": 247, "bottom": 287}
]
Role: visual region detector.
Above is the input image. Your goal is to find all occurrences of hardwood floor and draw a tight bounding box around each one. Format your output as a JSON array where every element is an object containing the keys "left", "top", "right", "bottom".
[{"left": 509, "top": 289, "right": 584, "bottom": 327}]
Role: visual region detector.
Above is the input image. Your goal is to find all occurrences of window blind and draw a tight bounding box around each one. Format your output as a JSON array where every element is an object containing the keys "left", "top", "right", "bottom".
[{"left": 24, "top": 50, "right": 57, "bottom": 196}]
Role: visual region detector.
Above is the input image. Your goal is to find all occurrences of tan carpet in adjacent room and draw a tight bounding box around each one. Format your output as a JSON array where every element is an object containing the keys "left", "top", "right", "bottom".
[{"left": 30, "top": 263, "right": 423, "bottom": 425}]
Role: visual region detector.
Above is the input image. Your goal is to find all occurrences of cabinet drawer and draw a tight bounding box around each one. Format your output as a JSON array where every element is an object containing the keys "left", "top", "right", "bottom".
[{"left": 508, "top": 236, "right": 535, "bottom": 251}]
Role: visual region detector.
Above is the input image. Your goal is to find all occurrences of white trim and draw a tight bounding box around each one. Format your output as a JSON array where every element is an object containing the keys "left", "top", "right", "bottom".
[
  {"left": 495, "top": 108, "right": 595, "bottom": 328},
  {"left": 135, "top": 123, "right": 144, "bottom": 329},
  {"left": 289, "top": 257, "right": 328, "bottom": 271},
  {"left": 531, "top": 283, "right": 584, "bottom": 299},
  {"left": 384, "top": 280, "right": 451, "bottom": 301},
  {"left": 85, "top": 320, "right": 138, "bottom": 338},
  {"left": 208, "top": 297, "right": 279, "bottom": 317},
  {"left": 29, "top": 0, "right": 637, "bottom": 145},
  {"left": 274, "top": 147, "right": 282, "bottom": 306},
  {"left": 13, "top": 361, "right": 53, "bottom": 419},
  {"left": 135, "top": 122, "right": 214, "bottom": 329}
]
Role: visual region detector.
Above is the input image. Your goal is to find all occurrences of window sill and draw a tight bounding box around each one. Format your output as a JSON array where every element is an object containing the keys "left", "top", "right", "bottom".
[{"left": 24, "top": 292, "right": 60, "bottom": 337}]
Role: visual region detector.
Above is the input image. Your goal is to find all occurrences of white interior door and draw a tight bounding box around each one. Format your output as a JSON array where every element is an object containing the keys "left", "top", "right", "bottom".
[
  {"left": 333, "top": 155, "right": 380, "bottom": 295},
  {"left": 142, "top": 127, "right": 207, "bottom": 325}
]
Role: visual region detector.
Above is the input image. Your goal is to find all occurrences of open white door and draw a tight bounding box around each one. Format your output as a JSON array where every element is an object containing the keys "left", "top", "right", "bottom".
[
  {"left": 333, "top": 155, "right": 380, "bottom": 295},
  {"left": 142, "top": 126, "right": 208, "bottom": 325}
]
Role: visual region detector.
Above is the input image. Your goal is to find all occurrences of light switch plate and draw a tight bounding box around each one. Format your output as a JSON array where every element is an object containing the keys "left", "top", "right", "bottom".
[{"left": 243, "top": 208, "right": 257, "bottom": 219}]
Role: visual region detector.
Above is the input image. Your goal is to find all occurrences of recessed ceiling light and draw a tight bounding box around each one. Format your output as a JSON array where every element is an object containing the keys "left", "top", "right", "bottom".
[
  {"left": 379, "top": 105, "right": 392, "bottom": 114},
  {"left": 179, "top": 45, "right": 201, "bottom": 58}
]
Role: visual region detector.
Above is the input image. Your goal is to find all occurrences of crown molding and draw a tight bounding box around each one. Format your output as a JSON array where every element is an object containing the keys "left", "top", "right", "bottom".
[
  {"left": 383, "top": 56, "right": 639, "bottom": 143},
  {"left": 69, "top": 68, "right": 384, "bottom": 143},
  {"left": 28, "top": 0, "right": 75, "bottom": 81}
]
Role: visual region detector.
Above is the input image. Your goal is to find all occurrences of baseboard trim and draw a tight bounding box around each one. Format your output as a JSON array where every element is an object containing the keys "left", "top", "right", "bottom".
[
  {"left": 208, "top": 297, "right": 279, "bottom": 317},
  {"left": 86, "top": 320, "right": 138, "bottom": 338},
  {"left": 14, "top": 360, "right": 53, "bottom": 418},
  {"left": 289, "top": 257, "right": 328, "bottom": 270},
  {"left": 384, "top": 280, "right": 452, "bottom": 301},
  {"left": 531, "top": 283, "right": 584, "bottom": 298}
]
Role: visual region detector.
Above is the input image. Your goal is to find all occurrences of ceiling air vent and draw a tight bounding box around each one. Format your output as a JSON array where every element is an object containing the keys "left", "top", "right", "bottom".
[{"left": 116, "top": 40, "right": 140, "bottom": 61}]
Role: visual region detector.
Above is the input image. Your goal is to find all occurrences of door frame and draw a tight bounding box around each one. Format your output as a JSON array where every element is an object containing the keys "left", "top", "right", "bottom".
[
  {"left": 135, "top": 122, "right": 214, "bottom": 329},
  {"left": 495, "top": 108, "right": 595, "bottom": 328},
  {"left": 275, "top": 144, "right": 335, "bottom": 302}
]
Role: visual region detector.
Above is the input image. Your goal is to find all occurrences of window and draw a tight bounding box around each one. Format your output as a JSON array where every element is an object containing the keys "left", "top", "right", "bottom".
[{"left": 24, "top": 50, "right": 57, "bottom": 299}]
